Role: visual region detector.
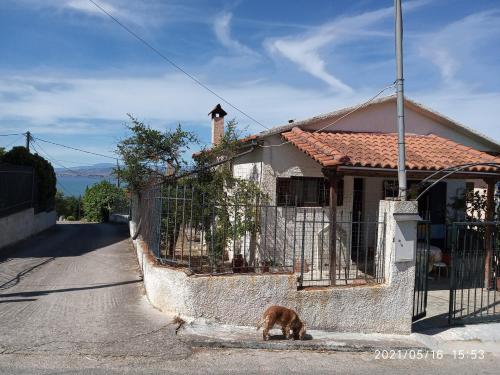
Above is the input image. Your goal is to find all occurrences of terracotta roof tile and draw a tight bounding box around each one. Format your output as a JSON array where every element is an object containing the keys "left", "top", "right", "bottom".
[{"left": 281, "top": 128, "right": 500, "bottom": 172}]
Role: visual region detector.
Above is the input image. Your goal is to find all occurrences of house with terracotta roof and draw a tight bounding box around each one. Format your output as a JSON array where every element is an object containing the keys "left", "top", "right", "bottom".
[{"left": 207, "top": 96, "right": 500, "bottom": 286}]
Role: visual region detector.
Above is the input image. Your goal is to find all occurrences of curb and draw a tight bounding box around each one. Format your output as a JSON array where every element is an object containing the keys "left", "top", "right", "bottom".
[{"left": 183, "top": 338, "right": 428, "bottom": 353}]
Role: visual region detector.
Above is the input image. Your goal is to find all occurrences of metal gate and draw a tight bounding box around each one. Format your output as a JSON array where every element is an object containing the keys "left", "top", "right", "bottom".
[
  {"left": 413, "top": 221, "right": 430, "bottom": 321},
  {"left": 449, "top": 222, "right": 500, "bottom": 324}
]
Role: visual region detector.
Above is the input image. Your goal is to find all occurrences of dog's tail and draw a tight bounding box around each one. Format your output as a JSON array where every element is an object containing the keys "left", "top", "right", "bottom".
[{"left": 256, "top": 319, "right": 263, "bottom": 331}]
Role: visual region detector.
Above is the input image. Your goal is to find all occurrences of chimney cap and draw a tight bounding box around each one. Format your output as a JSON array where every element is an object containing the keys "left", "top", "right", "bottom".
[{"left": 208, "top": 104, "right": 228, "bottom": 118}]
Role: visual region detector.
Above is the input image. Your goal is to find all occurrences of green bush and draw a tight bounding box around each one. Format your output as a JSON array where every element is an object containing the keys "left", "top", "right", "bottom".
[
  {"left": 55, "top": 191, "right": 82, "bottom": 219},
  {"left": 82, "top": 180, "right": 127, "bottom": 222},
  {"left": 66, "top": 215, "right": 76, "bottom": 221},
  {"left": 1, "top": 146, "right": 56, "bottom": 211}
]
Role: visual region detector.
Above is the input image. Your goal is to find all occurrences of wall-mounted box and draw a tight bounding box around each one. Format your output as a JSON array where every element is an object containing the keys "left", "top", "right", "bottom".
[{"left": 393, "top": 213, "right": 421, "bottom": 263}]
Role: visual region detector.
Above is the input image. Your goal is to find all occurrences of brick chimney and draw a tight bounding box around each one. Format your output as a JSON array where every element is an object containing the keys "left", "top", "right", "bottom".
[{"left": 208, "top": 104, "right": 227, "bottom": 146}]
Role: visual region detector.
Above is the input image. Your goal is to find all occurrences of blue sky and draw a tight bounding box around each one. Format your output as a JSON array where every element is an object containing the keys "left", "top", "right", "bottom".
[{"left": 1, "top": 0, "right": 499, "bottom": 166}]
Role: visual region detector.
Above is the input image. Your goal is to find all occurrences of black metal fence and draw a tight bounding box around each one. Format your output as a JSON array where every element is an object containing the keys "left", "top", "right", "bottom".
[
  {"left": 449, "top": 222, "right": 500, "bottom": 324},
  {"left": 0, "top": 164, "right": 34, "bottom": 218},
  {"left": 413, "top": 221, "right": 430, "bottom": 322},
  {"left": 133, "top": 185, "right": 386, "bottom": 287}
]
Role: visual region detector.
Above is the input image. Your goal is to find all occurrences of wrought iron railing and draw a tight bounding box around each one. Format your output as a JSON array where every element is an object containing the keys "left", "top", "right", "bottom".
[
  {"left": 133, "top": 184, "right": 386, "bottom": 287},
  {"left": 0, "top": 164, "right": 34, "bottom": 218}
]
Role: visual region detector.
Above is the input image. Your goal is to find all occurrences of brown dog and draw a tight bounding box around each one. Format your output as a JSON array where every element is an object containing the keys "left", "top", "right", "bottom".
[{"left": 257, "top": 305, "right": 306, "bottom": 341}]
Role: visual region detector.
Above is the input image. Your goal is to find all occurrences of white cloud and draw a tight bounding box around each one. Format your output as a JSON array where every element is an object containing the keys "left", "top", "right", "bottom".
[
  {"left": 265, "top": 0, "right": 428, "bottom": 93},
  {"left": 12, "top": 0, "right": 170, "bottom": 27},
  {"left": 64, "top": 0, "right": 116, "bottom": 15},
  {"left": 0, "top": 72, "right": 498, "bottom": 143},
  {"left": 418, "top": 10, "right": 500, "bottom": 85},
  {"left": 214, "top": 12, "right": 258, "bottom": 57}
]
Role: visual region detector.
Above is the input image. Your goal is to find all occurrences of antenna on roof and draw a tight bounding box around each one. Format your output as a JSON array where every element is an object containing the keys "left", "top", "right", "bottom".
[{"left": 395, "top": 0, "right": 407, "bottom": 200}]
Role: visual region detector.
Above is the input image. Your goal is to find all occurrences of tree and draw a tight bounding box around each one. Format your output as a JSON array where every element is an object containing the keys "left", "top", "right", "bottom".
[
  {"left": 1, "top": 146, "right": 56, "bottom": 211},
  {"left": 82, "top": 181, "right": 127, "bottom": 222},
  {"left": 187, "top": 120, "right": 266, "bottom": 270},
  {"left": 0, "top": 147, "right": 5, "bottom": 157},
  {"left": 55, "top": 192, "right": 82, "bottom": 220},
  {"left": 116, "top": 115, "right": 197, "bottom": 192},
  {"left": 448, "top": 188, "right": 488, "bottom": 222}
]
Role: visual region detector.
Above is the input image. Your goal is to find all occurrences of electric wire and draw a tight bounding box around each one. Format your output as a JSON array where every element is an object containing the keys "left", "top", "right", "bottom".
[
  {"left": 28, "top": 141, "right": 78, "bottom": 194},
  {"left": 87, "top": 0, "right": 269, "bottom": 131},
  {"left": 33, "top": 136, "right": 119, "bottom": 160},
  {"left": 30, "top": 140, "right": 103, "bottom": 180},
  {"left": 258, "top": 82, "right": 396, "bottom": 148},
  {"left": 1, "top": 135, "right": 25, "bottom": 150}
]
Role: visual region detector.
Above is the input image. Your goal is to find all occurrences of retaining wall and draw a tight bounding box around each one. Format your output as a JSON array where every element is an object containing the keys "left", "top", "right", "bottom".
[
  {"left": 131, "top": 200, "right": 417, "bottom": 334},
  {"left": 0, "top": 209, "right": 56, "bottom": 249}
]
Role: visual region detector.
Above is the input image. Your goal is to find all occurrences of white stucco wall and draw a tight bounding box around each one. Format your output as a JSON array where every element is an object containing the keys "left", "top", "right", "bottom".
[
  {"left": 0, "top": 209, "right": 56, "bottom": 249},
  {"left": 131, "top": 199, "right": 417, "bottom": 334},
  {"left": 295, "top": 101, "right": 497, "bottom": 152}
]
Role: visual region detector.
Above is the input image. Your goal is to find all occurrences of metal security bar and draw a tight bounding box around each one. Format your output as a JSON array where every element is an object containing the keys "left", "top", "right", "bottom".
[
  {"left": 0, "top": 164, "right": 34, "bottom": 217},
  {"left": 449, "top": 222, "right": 500, "bottom": 324},
  {"left": 413, "top": 221, "right": 430, "bottom": 322},
  {"left": 134, "top": 185, "right": 386, "bottom": 287}
]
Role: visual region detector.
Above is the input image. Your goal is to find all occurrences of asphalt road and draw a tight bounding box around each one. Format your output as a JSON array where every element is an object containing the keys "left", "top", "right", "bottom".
[
  {"left": 0, "top": 222, "right": 499, "bottom": 374},
  {"left": 0, "top": 223, "right": 190, "bottom": 366}
]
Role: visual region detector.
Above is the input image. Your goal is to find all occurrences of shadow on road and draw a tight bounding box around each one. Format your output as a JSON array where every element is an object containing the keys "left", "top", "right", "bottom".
[
  {"left": 0, "top": 222, "right": 129, "bottom": 260},
  {"left": 0, "top": 279, "right": 141, "bottom": 299},
  {"left": 0, "top": 222, "right": 130, "bottom": 291}
]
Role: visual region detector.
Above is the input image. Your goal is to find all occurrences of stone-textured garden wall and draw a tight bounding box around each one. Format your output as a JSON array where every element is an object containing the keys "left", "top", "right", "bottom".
[{"left": 130, "top": 200, "right": 417, "bottom": 334}]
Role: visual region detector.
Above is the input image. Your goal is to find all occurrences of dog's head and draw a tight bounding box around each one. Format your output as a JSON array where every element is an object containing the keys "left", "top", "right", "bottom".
[
  {"left": 298, "top": 322, "right": 306, "bottom": 340},
  {"left": 292, "top": 319, "right": 306, "bottom": 340}
]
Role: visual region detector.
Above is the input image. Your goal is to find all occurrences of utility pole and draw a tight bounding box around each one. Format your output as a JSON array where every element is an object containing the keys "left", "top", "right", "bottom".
[
  {"left": 25, "top": 131, "right": 31, "bottom": 152},
  {"left": 116, "top": 160, "right": 120, "bottom": 188},
  {"left": 395, "top": 0, "right": 407, "bottom": 200}
]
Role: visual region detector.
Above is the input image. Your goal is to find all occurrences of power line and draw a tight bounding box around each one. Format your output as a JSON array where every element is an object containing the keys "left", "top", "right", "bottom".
[
  {"left": 87, "top": 0, "right": 269, "bottom": 131},
  {"left": 0, "top": 133, "right": 24, "bottom": 137},
  {"left": 1, "top": 135, "right": 25, "bottom": 149},
  {"left": 31, "top": 140, "right": 103, "bottom": 179},
  {"left": 33, "top": 136, "right": 119, "bottom": 160},
  {"left": 259, "top": 83, "right": 396, "bottom": 148},
  {"left": 56, "top": 181, "right": 72, "bottom": 196}
]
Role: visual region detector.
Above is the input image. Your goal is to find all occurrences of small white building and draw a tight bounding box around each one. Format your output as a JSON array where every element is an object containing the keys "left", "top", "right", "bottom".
[{"left": 206, "top": 96, "right": 500, "bottom": 286}]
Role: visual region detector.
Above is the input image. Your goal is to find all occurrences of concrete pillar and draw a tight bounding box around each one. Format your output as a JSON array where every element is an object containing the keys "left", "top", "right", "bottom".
[{"left": 377, "top": 200, "right": 419, "bottom": 331}]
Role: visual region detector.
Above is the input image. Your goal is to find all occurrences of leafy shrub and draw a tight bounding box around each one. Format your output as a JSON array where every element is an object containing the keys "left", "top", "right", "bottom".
[
  {"left": 1, "top": 146, "right": 56, "bottom": 211},
  {"left": 82, "top": 180, "right": 127, "bottom": 222},
  {"left": 55, "top": 191, "right": 82, "bottom": 219}
]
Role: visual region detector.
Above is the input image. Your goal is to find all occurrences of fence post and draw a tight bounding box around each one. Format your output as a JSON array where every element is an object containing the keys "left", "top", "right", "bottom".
[
  {"left": 322, "top": 168, "right": 338, "bottom": 286},
  {"left": 484, "top": 178, "right": 496, "bottom": 289},
  {"left": 299, "top": 209, "right": 306, "bottom": 289},
  {"left": 448, "top": 222, "right": 457, "bottom": 325},
  {"left": 157, "top": 185, "right": 163, "bottom": 258}
]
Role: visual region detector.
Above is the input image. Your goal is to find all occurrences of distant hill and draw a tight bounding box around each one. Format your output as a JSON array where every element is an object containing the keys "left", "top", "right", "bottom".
[{"left": 55, "top": 163, "right": 116, "bottom": 177}]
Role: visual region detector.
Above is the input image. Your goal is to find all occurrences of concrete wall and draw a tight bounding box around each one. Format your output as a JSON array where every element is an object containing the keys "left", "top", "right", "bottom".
[
  {"left": 131, "top": 199, "right": 417, "bottom": 334},
  {"left": 0, "top": 209, "right": 56, "bottom": 249},
  {"left": 109, "top": 213, "right": 129, "bottom": 224}
]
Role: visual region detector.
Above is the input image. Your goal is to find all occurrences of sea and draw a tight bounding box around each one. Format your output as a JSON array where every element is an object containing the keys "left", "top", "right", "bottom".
[{"left": 57, "top": 175, "right": 118, "bottom": 197}]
